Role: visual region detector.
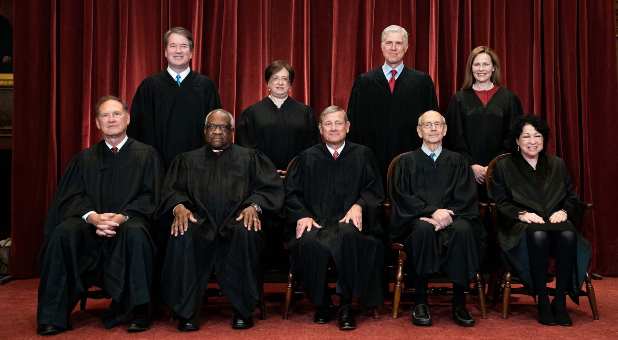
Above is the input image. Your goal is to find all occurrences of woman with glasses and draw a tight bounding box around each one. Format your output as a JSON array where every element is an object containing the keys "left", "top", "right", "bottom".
[
  {"left": 445, "top": 46, "right": 523, "bottom": 199},
  {"left": 488, "top": 115, "right": 591, "bottom": 326}
]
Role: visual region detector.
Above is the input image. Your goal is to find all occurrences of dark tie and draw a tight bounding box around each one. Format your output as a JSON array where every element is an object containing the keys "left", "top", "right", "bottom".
[
  {"left": 389, "top": 69, "right": 397, "bottom": 93},
  {"left": 111, "top": 146, "right": 118, "bottom": 154},
  {"left": 333, "top": 150, "right": 339, "bottom": 160},
  {"left": 429, "top": 152, "right": 436, "bottom": 162},
  {"left": 176, "top": 74, "right": 182, "bottom": 86}
]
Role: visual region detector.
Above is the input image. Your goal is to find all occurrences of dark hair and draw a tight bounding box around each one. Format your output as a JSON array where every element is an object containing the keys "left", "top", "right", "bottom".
[
  {"left": 94, "top": 95, "right": 128, "bottom": 116},
  {"left": 264, "top": 60, "right": 295, "bottom": 84},
  {"left": 461, "top": 46, "right": 502, "bottom": 89},
  {"left": 163, "top": 27, "right": 194, "bottom": 50},
  {"left": 509, "top": 114, "right": 550, "bottom": 152}
]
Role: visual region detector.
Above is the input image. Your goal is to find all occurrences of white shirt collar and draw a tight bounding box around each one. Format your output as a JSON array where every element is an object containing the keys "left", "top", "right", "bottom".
[
  {"left": 382, "top": 63, "right": 405, "bottom": 80},
  {"left": 421, "top": 143, "right": 442, "bottom": 160},
  {"left": 325, "top": 142, "right": 345, "bottom": 157},
  {"left": 268, "top": 95, "right": 288, "bottom": 109},
  {"left": 167, "top": 66, "right": 191, "bottom": 84},
  {"left": 105, "top": 135, "right": 128, "bottom": 151}
]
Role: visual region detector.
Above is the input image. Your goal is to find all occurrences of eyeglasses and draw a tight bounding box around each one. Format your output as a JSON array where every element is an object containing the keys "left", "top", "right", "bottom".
[
  {"left": 206, "top": 123, "right": 231, "bottom": 132},
  {"left": 419, "top": 121, "right": 444, "bottom": 129}
]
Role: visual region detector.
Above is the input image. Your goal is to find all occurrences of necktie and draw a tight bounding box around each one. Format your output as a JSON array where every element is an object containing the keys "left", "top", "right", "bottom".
[
  {"left": 389, "top": 69, "right": 397, "bottom": 93},
  {"left": 111, "top": 146, "right": 118, "bottom": 154},
  {"left": 176, "top": 74, "right": 182, "bottom": 86},
  {"left": 429, "top": 152, "right": 436, "bottom": 162},
  {"left": 333, "top": 150, "right": 339, "bottom": 160}
]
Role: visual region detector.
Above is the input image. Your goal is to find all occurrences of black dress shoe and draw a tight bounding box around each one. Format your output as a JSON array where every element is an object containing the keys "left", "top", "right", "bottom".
[
  {"left": 313, "top": 306, "right": 332, "bottom": 324},
  {"left": 452, "top": 305, "right": 475, "bottom": 327},
  {"left": 551, "top": 299, "right": 572, "bottom": 326},
  {"left": 37, "top": 324, "right": 65, "bottom": 336},
  {"left": 411, "top": 304, "right": 432, "bottom": 326},
  {"left": 537, "top": 299, "right": 556, "bottom": 326},
  {"left": 127, "top": 318, "right": 151, "bottom": 333},
  {"left": 177, "top": 318, "right": 200, "bottom": 332},
  {"left": 337, "top": 305, "right": 356, "bottom": 331},
  {"left": 231, "top": 313, "right": 254, "bottom": 330}
]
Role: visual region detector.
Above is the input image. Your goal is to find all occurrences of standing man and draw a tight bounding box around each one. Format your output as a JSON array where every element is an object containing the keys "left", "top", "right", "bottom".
[
  {"left": 285, "top": 106, "right": 385, "bottom": 331},
  {"left": 389, "top": 110, "right": 483, "bottom": 327},
  {"left": 37, "top": 96, "right": 163, "bottom": 335},
  {"left": 129, "top": 26, "right": 221, "bottom": 168},
  {"left": 347, "top": 24, "right": 438, "bottom": 179},
  {"left": 160, "top": 109, "right": 284, "bottom": 332}
]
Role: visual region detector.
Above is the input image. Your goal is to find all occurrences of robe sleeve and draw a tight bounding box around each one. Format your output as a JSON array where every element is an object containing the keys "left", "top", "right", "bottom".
[
  {"left": 120, "top": 149, "right": 164, "bottom": 220},
  {"left": 346, "top": 77, "right": 363, "bottom": 143},
  {"left": 128, "top": 80, "right": 151, "bottom": 142},
  {"left": 355, "top": 148, "right": 385, "bottom": 210},
  {"left": 425, "top": 75, "right": 439, "bottom": 110},
  {"left": 235, "top": 106, "right": 256, "bottom": 148},
  {"left": 501, "top": 92, "right": 523, "bottom": 151},
  {"left": 389, "top": 156, "right": 439, "bottom": 238},
  {"left": 243, "top": 151, "right": 284, "bottom": 214},
  {"left": 556, "top": 159, "right": 585, "bottom": 225},
  {"left": 43, "top": 153, "right": 96, "bottom": 237},
  {"left": 284, "top": 154, "right": 315, "bottom": 223},
  {"left": 158, "top": 154, "right": 193, "bottom": 218},
  {"left": 444, "top": 93, "right": 472, "bottom": 161},
  {"left": 205, "top": 80, "right": 222, "bottom": 111},
  {"left": 488, "top": 160, "right": 524, "bottom": 221},
  {"left": 304, "top": 106, "right": 320, "bottom": 146},
  {"left": 445, "top": 156, "right": 479, "bottom": 219}
]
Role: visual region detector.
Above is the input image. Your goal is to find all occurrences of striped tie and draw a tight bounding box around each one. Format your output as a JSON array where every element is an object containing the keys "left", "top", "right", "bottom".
[
  {"left": 176, "top": 74, "right": 182, "bottom": 86},
  {"left": 429, "top": 152, "right": 436, "bottom": 162},
  {"left": 333, "top": 150, "right": 339, "bottom": 160}
]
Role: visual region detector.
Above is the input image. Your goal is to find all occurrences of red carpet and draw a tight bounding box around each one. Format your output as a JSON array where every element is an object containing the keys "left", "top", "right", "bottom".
[{"left": 1, "top": 278, "right": 617, "bottom": 339}]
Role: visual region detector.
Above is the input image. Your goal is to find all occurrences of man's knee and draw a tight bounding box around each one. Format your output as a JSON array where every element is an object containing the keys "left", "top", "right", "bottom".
[{"left": 450, "top": 219, "right": 473, "bottom": 235}]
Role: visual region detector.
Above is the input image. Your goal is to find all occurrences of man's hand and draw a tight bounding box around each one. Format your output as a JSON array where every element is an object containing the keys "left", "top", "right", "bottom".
[
  {"left": 518, "top": 212, "right": 545, "bottom": 224},
  {"left": 339, "top": 204, "right": 363, "bottom": 231},
  {"left": 295, "top": 217, "right": 322, "bottom": 239},
  {"left": 549, "top": 210, "right": 567, "bottom": 224},
  {"left": 419, "top": 217, "right": 448, "bottom": 231},
  {"left": 276, "top": 169, "right": 287, "bottom": 178},
  {"left": 471, "top": 164, "right": 487, "bottom": 184},
  {"left": 431, "top": 209, "right": 454, "bottom": 228},
  {"left": 88, "top": 212, "right": 124, "bottom": 237},
  {"left": 172, "top": 204, "right": 197, "bottom": 236},
  {"left": 236, "top": 206, "right": 261, "bottom": 231}
]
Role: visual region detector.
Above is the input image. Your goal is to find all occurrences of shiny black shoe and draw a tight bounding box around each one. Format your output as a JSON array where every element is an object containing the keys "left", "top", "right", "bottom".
[
  {"left": 411, "top": 304, "right": 432, "bottom": 326},
  {"left": 452, "top": 305, "right": 475, "bottom": 327},
  {"left": 537, "top": 299, "right": 556, "bottom": 326},
  {"left": 231, "top": 313, "right": 254, "bottom": 330},
  {"left": 177, "top": 318, "right": 200, "bottom": 332},
  {"left": 37, "top": 324, "right": 65, "bottom": 336},
  {"left": 551, "top": 299, "right": 573, "bottom": 326},
  {"left": 127, "top": 318, "right": 151, "bottom": 333},
  {"left": 313, "top": 306, "right": 332, "bottom": 324},
  {"left": 337, "top": 305, "right": 356, "bottom": 331}
]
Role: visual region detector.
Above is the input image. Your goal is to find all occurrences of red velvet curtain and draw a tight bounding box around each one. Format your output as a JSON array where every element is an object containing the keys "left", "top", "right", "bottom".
[{"left": 11, "top": 0, "right": 618, "bottom": 277}]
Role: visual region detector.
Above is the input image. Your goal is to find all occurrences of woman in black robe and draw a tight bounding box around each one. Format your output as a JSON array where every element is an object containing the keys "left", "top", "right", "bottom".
[
  {"left": 445, "top": 46, "right": 523, "bottom": 199},
  {"left": 488, "top": 115, "right": 591, "bottom": 326},
  {"left": 236, "top": 60, "right": 319, "bottom": 173}
]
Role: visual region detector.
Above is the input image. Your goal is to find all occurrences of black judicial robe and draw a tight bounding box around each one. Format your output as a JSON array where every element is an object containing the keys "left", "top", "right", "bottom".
[
  {"left": 445, "top": 87, "right": 523, "bottom": 166},
  {"left": 38, "top": 139, "right": 163, "bottom": 329},
  {"left": 488, "top": 153, "right": 591, "bottom": 299},
  {"left": 159, "top": 145, "right": 284, "bottom": 319},
  {"left": 236, "top": 96, "right": 319, "bottom": 170},
  {"left": 129, "top": 70, "right": 221, "bottom": 168},
  {"left": 347, "top": 67, "right": 438, "bottom": 178},
  {"left": 285, "top": 142, "right": 385, "bottom": 306},
  {"left": 389, "top": 149, "right": 483, "bottom": 285}
]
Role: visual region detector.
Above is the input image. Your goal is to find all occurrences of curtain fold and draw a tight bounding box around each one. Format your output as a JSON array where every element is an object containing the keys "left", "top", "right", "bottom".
[{"left": 11, "top": 0, "right": 618, "bottom": 277}]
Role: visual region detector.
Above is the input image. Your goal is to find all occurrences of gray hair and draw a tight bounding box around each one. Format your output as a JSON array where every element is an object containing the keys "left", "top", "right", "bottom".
[
  {"left": 319, "top": 105, "right": 348, "bottom": 122},
  {"left": 381, "top": 25, "right": 409, "bottom": 47},
  {"left": 417, "top": 110, "right": 446, "bottom": 126},
  {"left": 205, "top": 109, "right": 235, "bottom": 129}
]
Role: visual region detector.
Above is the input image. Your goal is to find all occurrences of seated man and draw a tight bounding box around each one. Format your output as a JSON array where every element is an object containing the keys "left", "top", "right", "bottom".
[
  {"left": 37, "top": 96, "right": 163, "bottom": 335},
  {"left": 390, "top": 110, "right": 483, "bottom": 327},
  {"left": 285, "top": 105, "right": 385, "bottom": 331},
  {"left": 160, "top": 109, "right": 284, "bottom": 331}
]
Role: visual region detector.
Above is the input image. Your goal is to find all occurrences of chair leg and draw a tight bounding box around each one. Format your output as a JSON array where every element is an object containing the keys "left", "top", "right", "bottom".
[
  {"left": 476, "top": 273, "right": 487, "bottom": 318},
  {"left": 501, "top": 272, "right": 512, "bottom": 319},
  {"left": 392, "top": 250, "right": 405, "bottom": 319},
  {"left": 79, "top": 294, "right": 87, "bottom": 311},
  {"left": 282, "top": 271, "right": 294, "bottom": 319},
  {"left": 585, "top": 273, "right": 600, "bottom": 320},
  {"left": 259, "top": 294, "right": 267, "bottom": 320}
]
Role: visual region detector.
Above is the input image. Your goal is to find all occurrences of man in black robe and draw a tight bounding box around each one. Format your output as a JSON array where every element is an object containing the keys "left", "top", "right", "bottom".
[
  {"left": 37, "top": 96, "right": 163, "bottom": 335},
  {"left": 347, "top": 24, "right": 437, "bottom": 180},
  {"left": 160, "top": 109, "right": 284, "bottom": 332},
  {"left": 129, "top": 26, "right": 221, "bottom": 168},
  {"left": 390, "top": 110, "right": 482, "bottom": 327},
  {"left": 285, "top": 105, "right": 385, "bottom": 331}
]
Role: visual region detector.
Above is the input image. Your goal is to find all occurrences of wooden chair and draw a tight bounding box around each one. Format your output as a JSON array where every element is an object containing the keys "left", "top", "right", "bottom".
[
  {"left": 387, "top": 152, "right": 487, "bottom": 319},
  {"left": 485, "top": 153, "right": 599, "bottom": 320}
]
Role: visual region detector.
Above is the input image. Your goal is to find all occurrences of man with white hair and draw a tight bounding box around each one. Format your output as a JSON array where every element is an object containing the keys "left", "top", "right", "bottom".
[
  {"left": 347, "top": 24, "right": 438, "bottom": 180},
  {"left": 159, "top": 109, "right": 284, "bottom": 332}
]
